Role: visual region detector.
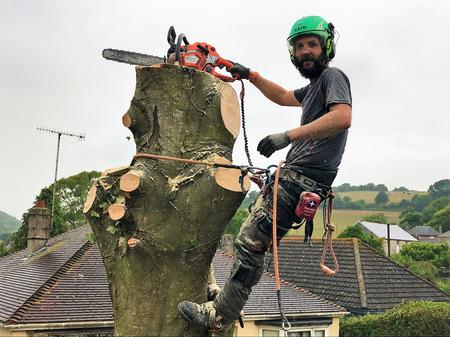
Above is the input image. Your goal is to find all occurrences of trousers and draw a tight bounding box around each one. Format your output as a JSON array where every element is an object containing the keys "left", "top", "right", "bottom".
[{"left": 213, "top": 177, "right": 303, "bottom": 322}]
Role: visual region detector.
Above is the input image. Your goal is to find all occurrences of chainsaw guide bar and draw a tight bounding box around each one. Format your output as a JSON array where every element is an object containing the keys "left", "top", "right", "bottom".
[{"left": 102, "top": 49, "right": 165, "bottom": 66}]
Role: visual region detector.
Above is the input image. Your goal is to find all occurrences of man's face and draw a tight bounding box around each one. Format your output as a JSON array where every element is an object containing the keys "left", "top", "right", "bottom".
[{"left": 294, "top": 35, "right": 326, "bottom": 79}]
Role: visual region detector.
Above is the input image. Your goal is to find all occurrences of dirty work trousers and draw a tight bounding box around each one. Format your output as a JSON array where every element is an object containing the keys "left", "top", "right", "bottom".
[{"left": 213, "top": 178, "right": 302, "bottom": 323}]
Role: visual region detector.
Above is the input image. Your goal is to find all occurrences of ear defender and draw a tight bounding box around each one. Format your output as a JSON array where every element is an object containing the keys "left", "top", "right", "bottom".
[{"left": 326, "top": 22, "right": 336, "bottom": 61}]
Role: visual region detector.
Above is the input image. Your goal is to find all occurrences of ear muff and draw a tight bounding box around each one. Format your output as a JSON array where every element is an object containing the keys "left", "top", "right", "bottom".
[{"left": 325, "top": 23, "right": 336, "bottom": 61}]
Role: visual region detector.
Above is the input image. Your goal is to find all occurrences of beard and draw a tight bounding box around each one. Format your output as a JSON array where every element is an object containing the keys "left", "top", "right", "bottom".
[{"left": 297, "top": 55, "right": 326, "bottom": 79}]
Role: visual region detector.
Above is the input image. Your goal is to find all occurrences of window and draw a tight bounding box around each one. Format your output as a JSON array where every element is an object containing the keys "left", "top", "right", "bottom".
[
  {"left": 262, "top": 329, "right": 280, "bottom": 337},
  {"left": 288, "top": 331, "right": 311, "bottom": 337},
  {"left": 260, "top": 328, "right": 327, "bottom": 337}
]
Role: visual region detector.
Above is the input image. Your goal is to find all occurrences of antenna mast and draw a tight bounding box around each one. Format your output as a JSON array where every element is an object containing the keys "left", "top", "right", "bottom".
[{"left": 37, "top": 127, "right": 85, "bottom": 225}]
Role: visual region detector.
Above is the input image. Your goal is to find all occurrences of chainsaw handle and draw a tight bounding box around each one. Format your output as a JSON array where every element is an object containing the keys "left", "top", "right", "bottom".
[{"left": 215, "top": 58, "right": 238, "bottom": 82}]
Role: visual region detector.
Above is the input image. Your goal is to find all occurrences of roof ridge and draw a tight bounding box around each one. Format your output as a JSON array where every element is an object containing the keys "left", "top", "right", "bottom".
[
  {"left": 352, "top": 238, "right": 367, "bottom": 309},
  {"left": 6, "top": 240, "right": 93, "bottom": 324}
]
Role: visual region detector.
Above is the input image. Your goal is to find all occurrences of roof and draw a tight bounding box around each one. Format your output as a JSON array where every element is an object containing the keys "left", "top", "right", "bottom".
[
  {"left": 408, "top": 226, "right": 440, "bottom": 237},
  {"left": 438, "top": 230, "right": 450, "bottom": 238},
  {"left": 272, "top": 237, "right": 450, "bottom": 314},
  {"left": 213, "top": 253, "right": 345, "bottom": 318},
  {"left": 358, "top": 221, "right": 417, "bottom": 241},
  {"left": 0, "top": 226, "right": 344, "bottom": 329}
]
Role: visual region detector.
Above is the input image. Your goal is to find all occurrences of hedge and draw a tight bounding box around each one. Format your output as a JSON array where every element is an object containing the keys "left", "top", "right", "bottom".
[{"left": 340, "top": 301, "right": 450, "bottom": 337}]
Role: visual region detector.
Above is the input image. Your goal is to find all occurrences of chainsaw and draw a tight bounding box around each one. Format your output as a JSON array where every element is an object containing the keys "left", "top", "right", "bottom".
[{"left": 102, "top": 26, "right": 236, "bottom": 82}]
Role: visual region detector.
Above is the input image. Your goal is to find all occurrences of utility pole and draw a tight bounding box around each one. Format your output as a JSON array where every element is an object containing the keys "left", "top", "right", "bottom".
[{"left": 37, "top": 127, "right": 85, "bottom": 225}]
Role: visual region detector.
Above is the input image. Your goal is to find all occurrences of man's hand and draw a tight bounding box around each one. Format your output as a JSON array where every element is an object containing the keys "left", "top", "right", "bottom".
[
  {"left": 227, "top": 63, "right": 250, "bottom": 80},
  {"left": 257, "top": 131, "right": 291, "bottom": 157}
]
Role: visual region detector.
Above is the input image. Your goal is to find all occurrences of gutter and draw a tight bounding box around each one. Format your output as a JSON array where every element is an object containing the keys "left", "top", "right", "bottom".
[
  {"left": 243, "top": 311, "right": 348, "bottom": 321},
  {"left": 4, "top": 320, "right": 114, "bottom": 331}
]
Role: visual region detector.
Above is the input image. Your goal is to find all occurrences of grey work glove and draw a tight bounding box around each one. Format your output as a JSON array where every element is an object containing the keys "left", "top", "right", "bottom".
[
  {"left": 226, "top": 62, "right": 250, "bottom": 80},
  {"left": 257, "top": 131, "right": 291, "bottom": 158}
]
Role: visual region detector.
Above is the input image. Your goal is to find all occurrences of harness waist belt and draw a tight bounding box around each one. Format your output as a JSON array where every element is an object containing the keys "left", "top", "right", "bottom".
[{"left": 279, "top": 168, "right": 330, "bottom": 193}]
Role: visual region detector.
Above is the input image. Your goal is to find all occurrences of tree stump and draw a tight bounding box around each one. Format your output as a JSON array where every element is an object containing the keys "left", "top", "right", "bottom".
[{"left": 84, "top": 64, "right": 248, "bottom": 336}]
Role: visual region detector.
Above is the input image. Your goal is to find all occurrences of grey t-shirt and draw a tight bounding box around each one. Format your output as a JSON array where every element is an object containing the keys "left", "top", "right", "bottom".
[{"left": 285, "top": 67, "right": 352, "bottom": 175}]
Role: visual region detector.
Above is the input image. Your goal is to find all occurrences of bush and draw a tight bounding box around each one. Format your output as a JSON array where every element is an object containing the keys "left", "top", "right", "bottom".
[
  {"left": 338, "top": 225, "right": 384, "bottom": 255},
  {"left": 225, "top": 209, "right": 249, "bottom": 237},
  {"left": 340, "top": 301, "right": 450, "bottom": 337}
]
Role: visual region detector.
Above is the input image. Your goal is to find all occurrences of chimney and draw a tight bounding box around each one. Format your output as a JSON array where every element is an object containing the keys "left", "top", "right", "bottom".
[{"left": 27, "top": 200, "right": 51, "bottom": 254}]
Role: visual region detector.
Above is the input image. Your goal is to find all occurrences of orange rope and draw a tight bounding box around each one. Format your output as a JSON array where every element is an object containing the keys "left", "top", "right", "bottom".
[
  {"left": 272, "top": 160, "right": 290, "bottom": 331},
  {"left": 272, "top": 160, "right": 284, "bottom": 290},
  {"left": 134, "top": 153, "right": 219, "bottom": 167}
]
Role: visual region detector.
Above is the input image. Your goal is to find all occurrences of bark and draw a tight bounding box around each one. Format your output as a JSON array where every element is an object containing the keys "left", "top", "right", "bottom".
[{"left": 85, "top": 64, "right": 246, "bottom": 336}]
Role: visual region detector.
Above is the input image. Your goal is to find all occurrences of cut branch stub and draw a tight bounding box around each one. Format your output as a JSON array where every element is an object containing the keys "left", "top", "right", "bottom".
[
  {"left": 120, "top": 170, "right": 145, "bottom": 193},
  {"left": 214, "top": 157, "right": 250, "bottom": 192},
  {"left": 108, "top": 203, "right": 126, "bottom": 221},
  {"left": 83, "top": 184, "right": 97, "bottom": 214},
  {"left": 122, "top": 113, "right": 132, "bottom": 128}
]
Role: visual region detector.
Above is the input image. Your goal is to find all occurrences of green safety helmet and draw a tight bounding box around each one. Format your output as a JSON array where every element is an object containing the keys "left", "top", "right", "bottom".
[{"left": 287, "top": 16, "right": 336, "bottom": 66}]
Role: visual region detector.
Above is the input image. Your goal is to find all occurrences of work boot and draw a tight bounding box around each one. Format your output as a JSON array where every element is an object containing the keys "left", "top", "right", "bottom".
[{"left": 178, "top": 301, "right": 227, "bottom": 330}]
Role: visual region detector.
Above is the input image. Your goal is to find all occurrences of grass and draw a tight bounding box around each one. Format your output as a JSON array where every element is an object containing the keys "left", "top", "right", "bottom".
[
  {"left": 288, "top": 209, "right": 401, "bottom": 239},
  {"left": 336, "top": 191, "right": 427, "bottom": 204}
]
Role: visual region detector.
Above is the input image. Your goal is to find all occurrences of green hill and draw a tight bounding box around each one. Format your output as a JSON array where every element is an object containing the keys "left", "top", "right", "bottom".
[
  {"left": 0, "top": 211, "right": 21, "bottom": 236},
  {"left": 336, "top": 190, "right": 427, "bottom": 204}
]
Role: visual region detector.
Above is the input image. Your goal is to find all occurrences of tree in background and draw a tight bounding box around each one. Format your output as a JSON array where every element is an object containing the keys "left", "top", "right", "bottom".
[
  {"left": 428, "top": 205, "right": 450, "bottom": 233},
  {"left": 428, "top": 179, "right": 450, "bottom": 199},
  {"left": 375, "top": 191, "right": 389, "bottom": 205},
  {"left": 391, "top": 242, "right": 450, "bottom": 288},
  {"left": 363, "top": 213, "right": 388, "bottom": 224},
  {"left": 338, "top": 224, "right": 384, "bottom": 254},
  {"left": 226, "top": 209, "right": 249, "bottom": 237},
  {"left": 400, "top": 208, "right": 425, "bottom": 228},
  {"left": 7, "top": 171, "right": 100, "bottom": 254},
  {"left": 392, "top": 186, "right": 410, "bottom": 192}
]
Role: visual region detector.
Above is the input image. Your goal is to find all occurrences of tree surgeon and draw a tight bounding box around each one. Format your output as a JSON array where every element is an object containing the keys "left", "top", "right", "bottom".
[{"left": 179, "top": 15, "right": 353, "bottom": 330}]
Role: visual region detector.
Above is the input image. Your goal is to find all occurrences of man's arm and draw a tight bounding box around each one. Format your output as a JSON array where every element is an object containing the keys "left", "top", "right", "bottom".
[
  {"left": 287, "top": 103, "right": 352, "bottom": 141},
  {"left": 250, "top": 72, "right": 300, "bottom": 107},
  {"left": 227, "top": 63, "right": 300, "bottom": 106}
]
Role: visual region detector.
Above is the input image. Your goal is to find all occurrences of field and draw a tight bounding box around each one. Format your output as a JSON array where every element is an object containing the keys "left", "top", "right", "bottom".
[
  {"left": 336, "top": 191, "right": 427, "bottom": 204},
  {"left": 288, "top": 209, "right": 401, "bottom": 239}
]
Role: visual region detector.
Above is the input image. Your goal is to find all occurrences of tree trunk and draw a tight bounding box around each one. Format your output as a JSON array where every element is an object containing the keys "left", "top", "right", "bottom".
[{"left": 84, "top": 64, "right": 247, "bottom": 336}]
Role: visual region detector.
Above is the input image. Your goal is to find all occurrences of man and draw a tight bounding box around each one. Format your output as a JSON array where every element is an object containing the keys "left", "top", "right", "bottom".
[{"left": 179, "top": 15, "right": 352, "bottom": 330}]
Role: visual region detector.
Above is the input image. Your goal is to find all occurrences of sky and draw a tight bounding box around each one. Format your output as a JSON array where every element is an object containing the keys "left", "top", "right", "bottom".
[{"left": 1, "top": 0, "right": 449, "bottom": 219}]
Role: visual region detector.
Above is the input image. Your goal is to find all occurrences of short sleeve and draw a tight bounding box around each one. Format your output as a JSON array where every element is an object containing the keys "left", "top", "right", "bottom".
[
  {"left": 322, "top": 68, "right": 352, "bottom": 109},
  {"left": 294, "top": 86, "right": 308, "bottom": 104}
]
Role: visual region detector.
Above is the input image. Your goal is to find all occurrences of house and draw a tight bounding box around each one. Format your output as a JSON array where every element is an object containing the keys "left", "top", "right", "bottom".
[
  {"left": 407, "top": 225, "right": 441, "bottom": 242},
  {"left": 438, "top": 230, "right": 450, "bottom": 245},
  {"left": 272, "top": 236, "right": 450, "bottom": 315},
  {"left": 0, "top": 206, "right": 346, "bottom": 337},
  {"left": 356, "top": 221, "right": 417, "bottom": 255}
]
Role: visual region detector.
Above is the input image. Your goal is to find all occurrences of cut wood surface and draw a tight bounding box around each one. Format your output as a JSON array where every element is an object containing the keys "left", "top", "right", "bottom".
[
  {"left": 119, "top": 170, "right": 144, "bottom": 192},
  {"left": 108, "top": 203, "right": 126, "bottom": 221},
  {"left": 122, "top": 113, "right": 132, "bottom": 128},
  {"left": 219, "top": 82, "right": 240, "bottom": 138},
  {"left": 83, "top": 184, "right": 97, "bottom": 214}
]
